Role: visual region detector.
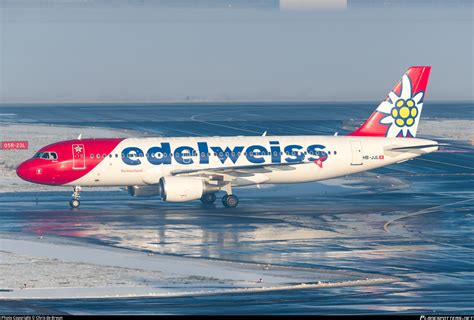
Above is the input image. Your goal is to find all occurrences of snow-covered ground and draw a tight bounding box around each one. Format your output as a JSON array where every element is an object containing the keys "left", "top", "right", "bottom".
[
  {"left": 0, "top": 234, "right": 396, "bottom": 299},
  {"left": 418, "top": 119, "right": 474, "bottom": 141},
  {"left": 0, "top": 123, "right": 141, "bottom": 193}
]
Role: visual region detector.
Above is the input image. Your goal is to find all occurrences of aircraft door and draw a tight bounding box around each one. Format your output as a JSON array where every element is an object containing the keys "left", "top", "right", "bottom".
[
  {"left": 72, "top": 144, "right": 86, "bottom": 169},
  {"left": 350, "top": 140, "right": 363, "bottom": 165}
]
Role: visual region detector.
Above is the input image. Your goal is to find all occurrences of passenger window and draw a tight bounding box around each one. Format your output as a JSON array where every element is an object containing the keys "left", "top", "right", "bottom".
[{"left": 90, "top": 154, "right": 94, "bottom": 159}]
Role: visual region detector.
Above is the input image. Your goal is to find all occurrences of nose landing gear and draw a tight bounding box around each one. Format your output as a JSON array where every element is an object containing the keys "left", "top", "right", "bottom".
[{"left": 69, "top": 186, "right": 81, "bottom": 208}]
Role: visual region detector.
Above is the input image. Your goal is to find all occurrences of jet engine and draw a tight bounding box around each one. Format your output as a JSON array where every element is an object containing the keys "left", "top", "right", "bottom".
[{"left": 160, "top": 176, "right": 216, "bottom": 202}]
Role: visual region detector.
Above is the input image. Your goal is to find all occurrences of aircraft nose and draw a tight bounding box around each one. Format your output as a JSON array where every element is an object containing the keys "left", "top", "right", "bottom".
[{"left": 16, "top": 160, "right": 36, "bottom": 182}]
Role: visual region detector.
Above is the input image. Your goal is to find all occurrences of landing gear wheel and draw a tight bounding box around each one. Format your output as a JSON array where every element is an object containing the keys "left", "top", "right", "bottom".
[
  {"left": 70, "top": 199, "right": 80, "bottom": 208},
  {"left": 222, "top": 194, "right": 239, "bottom": 208},
  {"left": 201, "top": 193, "right": 216, "bottom": 204},
  {"left": 70, "top": 186, "right": 81, "bottom": 208}
]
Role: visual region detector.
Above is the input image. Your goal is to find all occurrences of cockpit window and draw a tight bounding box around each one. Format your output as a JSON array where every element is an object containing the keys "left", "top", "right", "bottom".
[{"left": 33, "top": 151, "right": 58, "bottom": 160}]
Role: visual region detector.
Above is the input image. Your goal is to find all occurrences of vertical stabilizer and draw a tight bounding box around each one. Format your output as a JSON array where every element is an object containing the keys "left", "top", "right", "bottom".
[{"left": 349, "top": 66, "right": 431, "bottom": 138}]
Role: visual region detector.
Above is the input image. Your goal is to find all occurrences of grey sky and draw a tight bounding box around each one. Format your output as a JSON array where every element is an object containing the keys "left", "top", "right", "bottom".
[{"left": 0, "top": 2, "right": 472, "bottom": 103}]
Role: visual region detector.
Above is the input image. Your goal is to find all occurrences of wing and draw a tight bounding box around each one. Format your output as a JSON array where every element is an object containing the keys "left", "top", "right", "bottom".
[{"left": 170, "top": 162, "right": 306, "bottom": 186}]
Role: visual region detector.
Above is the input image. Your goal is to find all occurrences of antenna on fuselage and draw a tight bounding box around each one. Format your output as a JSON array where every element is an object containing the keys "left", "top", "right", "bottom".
[
  {"left": 262, "top": 131, "right": 267, "bottom": 136},
  {"left": 334, "top": 132, "right": 338, "bottom": 136},
  {"left": 77, "top": 134, "right": 82, "bottom": 140}
]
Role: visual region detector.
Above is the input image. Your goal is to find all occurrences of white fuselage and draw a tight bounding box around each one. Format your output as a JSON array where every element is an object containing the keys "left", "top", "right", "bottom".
[{"left": 70, "top": 136, "right": 438, "bottom": 187}]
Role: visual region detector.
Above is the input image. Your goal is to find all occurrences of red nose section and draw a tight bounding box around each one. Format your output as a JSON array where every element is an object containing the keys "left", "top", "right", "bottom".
[{"left": 17, "top": 138, "right": 125, "bottom": 186}]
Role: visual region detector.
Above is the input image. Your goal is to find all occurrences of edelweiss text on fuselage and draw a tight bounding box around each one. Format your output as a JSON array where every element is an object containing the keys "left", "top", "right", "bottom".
[{"left": 121, "top": 141, "right": 329, "bottom": 166}]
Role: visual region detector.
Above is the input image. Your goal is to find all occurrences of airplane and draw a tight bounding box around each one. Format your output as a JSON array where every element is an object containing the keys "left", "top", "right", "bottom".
[{"left": 16, "top": 66, "right": 438, "bottom": 209}]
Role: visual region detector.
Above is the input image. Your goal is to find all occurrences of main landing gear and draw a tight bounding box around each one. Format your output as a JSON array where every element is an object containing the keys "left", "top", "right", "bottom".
[
  {"left": 220, "top": 183, "right": 239, "bottom": 208},
  {"left": 69, "top": 186, "right": 81, "bottom": 208},
  {"left": 200, "top": 193, "right": 217, "bottom": 205},
  {"left": 200, "top": 191, "right": 240, "bottom": 208},
  {"left": 222, "top": 194, "right": 239, "bottom": 208}
]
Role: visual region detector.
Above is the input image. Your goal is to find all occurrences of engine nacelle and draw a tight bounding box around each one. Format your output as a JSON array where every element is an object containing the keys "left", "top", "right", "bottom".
[
  {"left": 127, "top": 185, "right": 162, "bottom": 197},
  {"left": 160, "top": 176, "right": 205, "bottom": 202}
]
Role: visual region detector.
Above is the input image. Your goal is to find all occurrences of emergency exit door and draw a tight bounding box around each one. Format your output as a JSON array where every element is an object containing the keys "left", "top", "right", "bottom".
[
  {"left": 350, "top": 140, "right": 363, "bottom": 165},
  {"left": 72, "top": 144, "right": 86, "bottom": 169}
]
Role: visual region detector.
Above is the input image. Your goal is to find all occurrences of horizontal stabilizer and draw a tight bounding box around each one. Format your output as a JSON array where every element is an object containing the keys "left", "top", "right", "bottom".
[{"left": 387, "top": 144, "right": 440, "bottom": 152}]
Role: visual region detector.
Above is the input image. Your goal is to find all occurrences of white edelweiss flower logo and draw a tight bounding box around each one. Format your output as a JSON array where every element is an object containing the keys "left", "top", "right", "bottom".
[{"left": 376, "top": 74, "right": 424, "bottom": 137}]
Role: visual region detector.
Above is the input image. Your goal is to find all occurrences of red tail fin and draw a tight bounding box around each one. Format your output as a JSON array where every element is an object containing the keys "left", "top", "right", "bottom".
[{"left": 348, "top": 66, "right": 431, "bottom": 138}]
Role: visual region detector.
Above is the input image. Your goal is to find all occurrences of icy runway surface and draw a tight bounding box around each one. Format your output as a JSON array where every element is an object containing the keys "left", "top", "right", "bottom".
[
  {"left": 0, "top": 102, "right": 473, "bottom": 314},
  {"left": 0, "top": 235, "right": 395, "bottom": 300}
]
